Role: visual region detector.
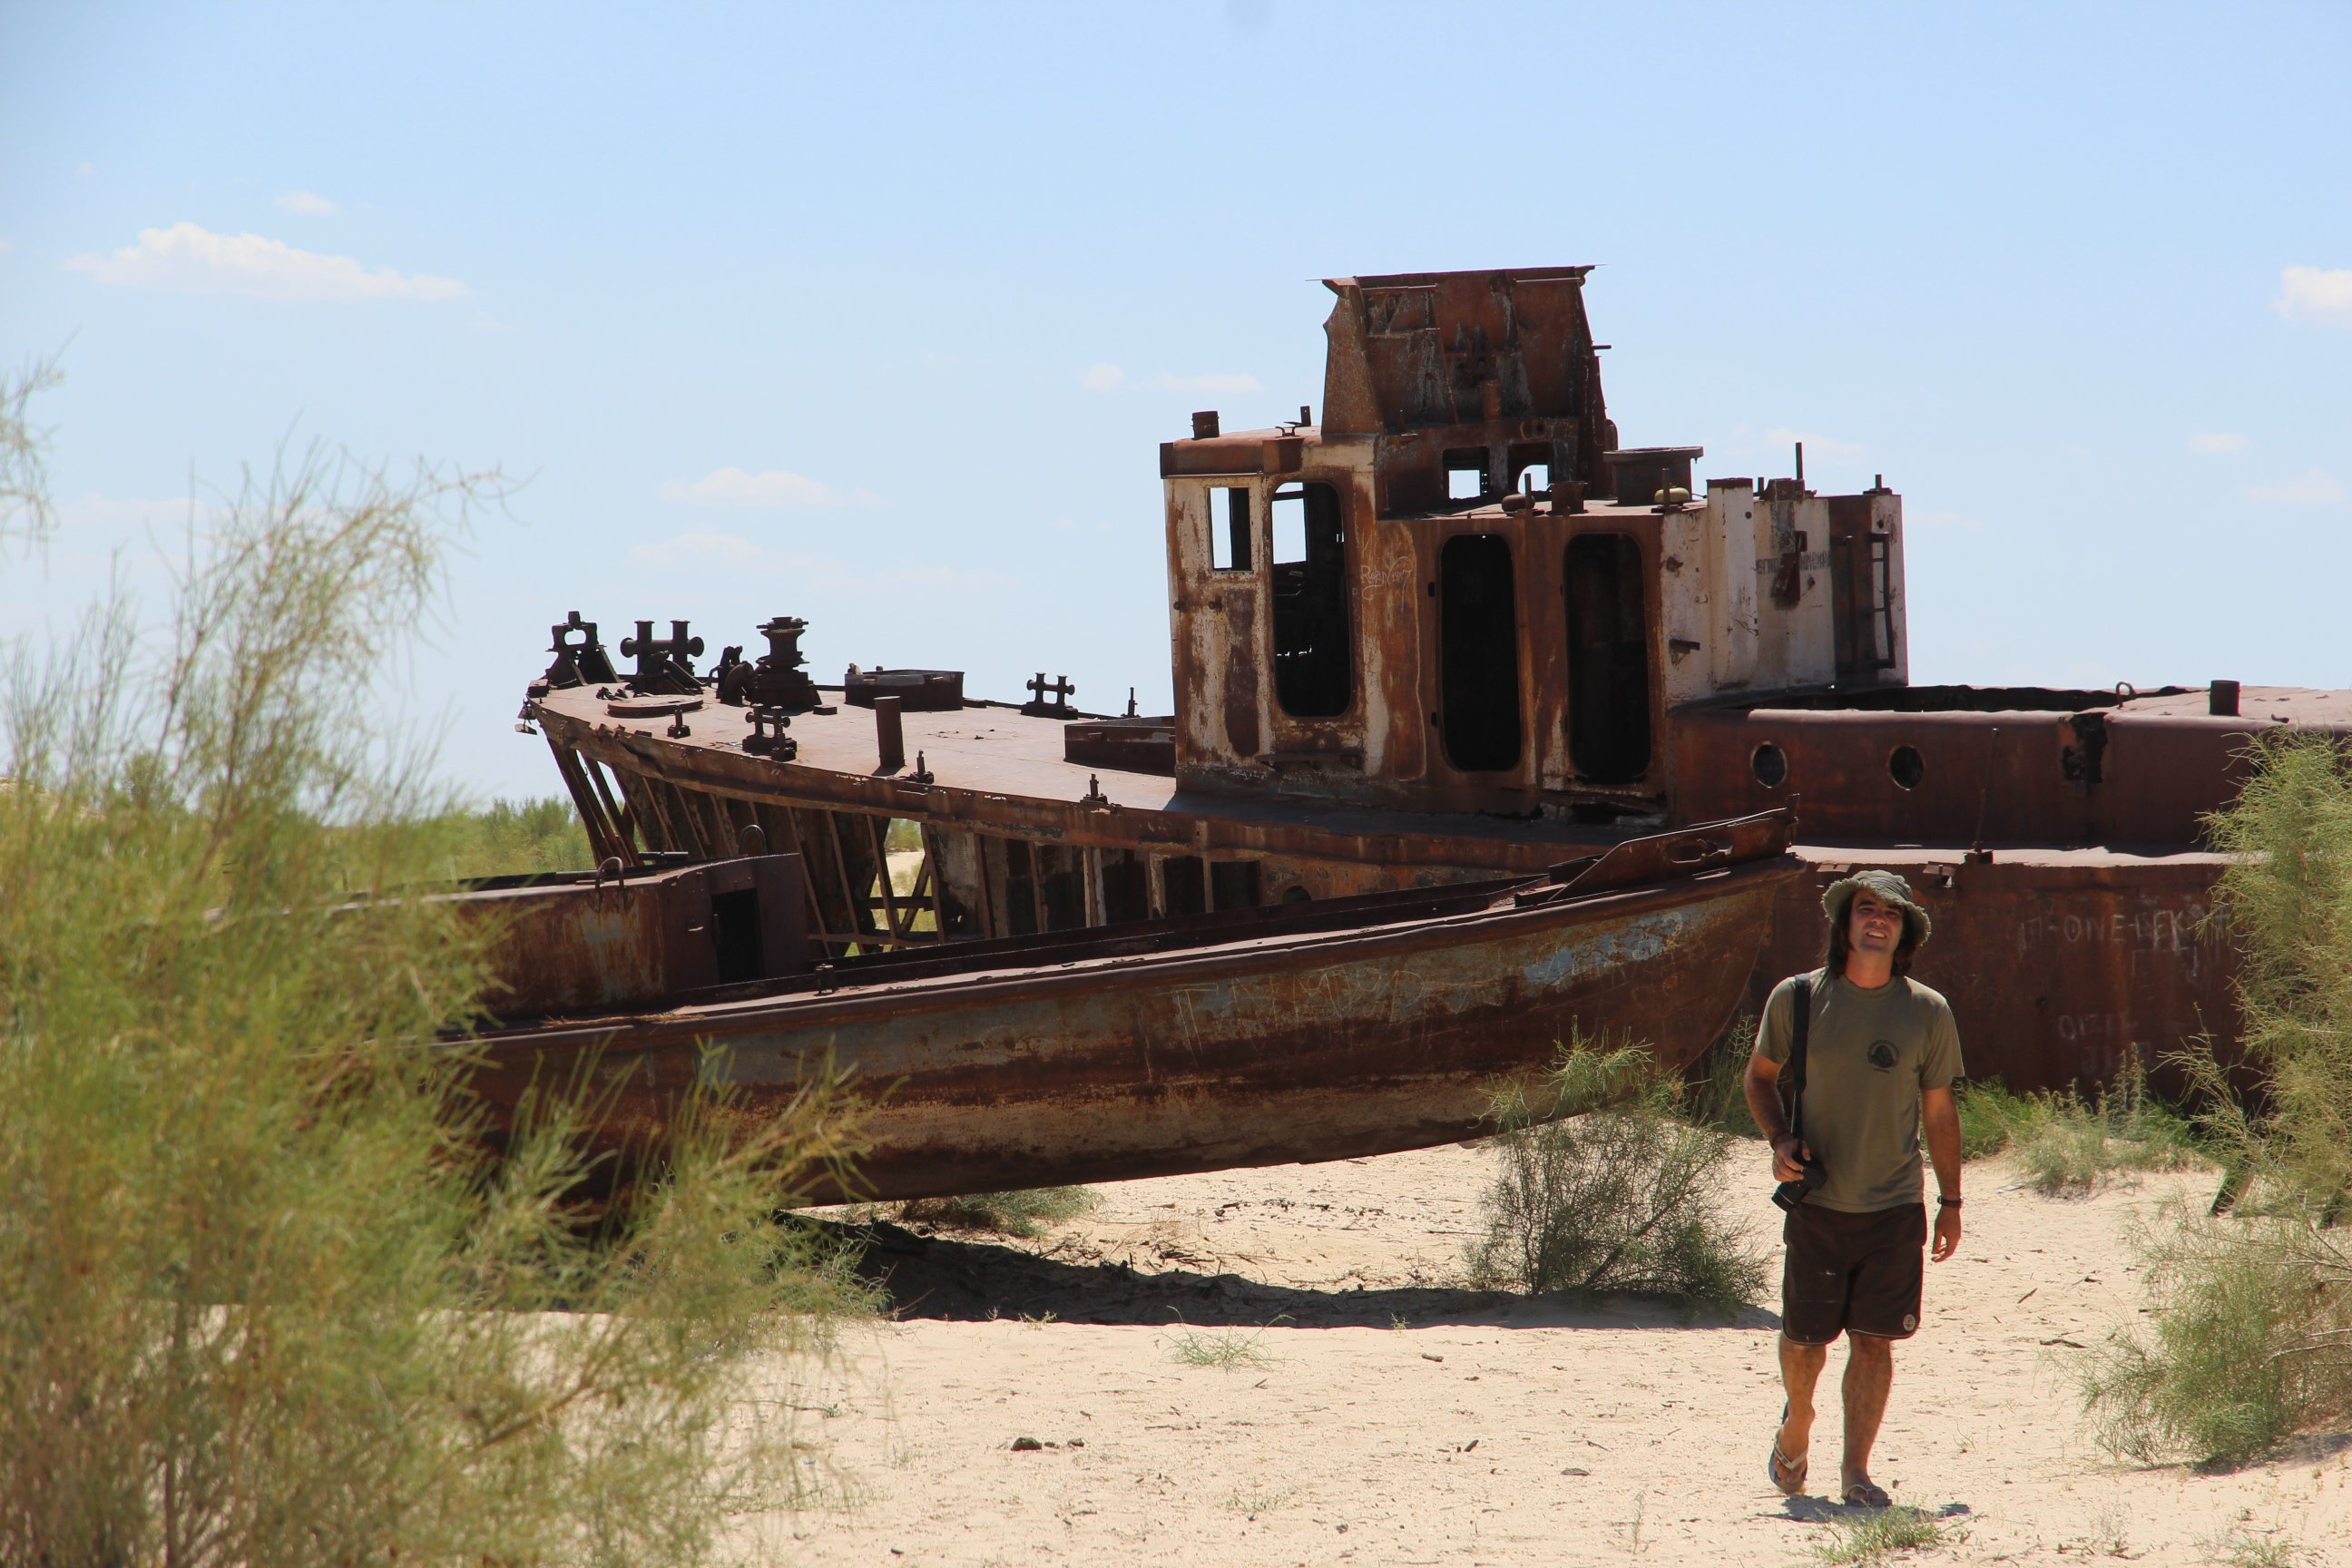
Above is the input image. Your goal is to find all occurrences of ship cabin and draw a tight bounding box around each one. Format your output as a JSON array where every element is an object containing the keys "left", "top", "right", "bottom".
[{"left": 1159, "top": 268, "right": 1906, "bottom": 827}]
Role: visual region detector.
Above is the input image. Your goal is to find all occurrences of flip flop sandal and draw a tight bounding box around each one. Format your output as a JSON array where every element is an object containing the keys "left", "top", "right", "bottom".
[
  {"left": 1843, "top": 1480, "right": 1893, "bottom": 1510},
  {"left": 1767, "top": 1404, "right": 1807, "bottom": 1496}
]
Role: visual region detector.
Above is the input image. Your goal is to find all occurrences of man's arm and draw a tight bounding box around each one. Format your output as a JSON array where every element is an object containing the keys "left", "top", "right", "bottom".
[
  {"left": 1744, "top": 1052, "right": 1808, "bottom": 1182},
  {"left": 1922, "top": 1083, "right": 1963, "bottom": 1262}
]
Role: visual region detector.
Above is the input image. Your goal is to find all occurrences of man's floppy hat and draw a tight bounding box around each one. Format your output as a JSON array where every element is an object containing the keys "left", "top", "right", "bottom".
[{"left": 1821, "top": 867, "right": 1932, "bottom": 949}]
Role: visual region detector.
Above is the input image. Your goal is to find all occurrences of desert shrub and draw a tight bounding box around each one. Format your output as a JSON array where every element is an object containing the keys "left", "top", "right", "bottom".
[
  {"left": 1955, "top": 1078, "right": 2037, "bottom": 1160},
  {"left": 2083, "top": 733, "right": 2352, "bottom": 1463},
  {"left": 0, "top": 442, "right": 872, "bottom": 1565},
  {"left": 1467, "top": 1039, "right": 1768, "bottom": 1312},
  {"left": 1955, "top": 1065, "right": 2201, "bottom": 1193},
  {"left": 898, "top": 1186, "right": 1100, "bottom": 1239},
  {"left": 2082, "top": 1214, "right": 2352, "bottom": 1465},
  {"left": 419, "top": 795, "right": 596, "bottom": 877},
  {"left": 1163, "top": 1322, "right": 1275, "bottom": 1370},
  {"left": 1683, "top": 1008, "right": 1764, "bottom": 1139}
]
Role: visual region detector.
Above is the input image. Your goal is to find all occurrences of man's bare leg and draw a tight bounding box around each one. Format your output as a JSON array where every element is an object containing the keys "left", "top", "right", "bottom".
[
  {"left": 1840, "top": 1331, "right": 1895, "bottom": 1495},
  {"left": 1776, "top": 1333, "right": 1828, "bottom": 1484}
]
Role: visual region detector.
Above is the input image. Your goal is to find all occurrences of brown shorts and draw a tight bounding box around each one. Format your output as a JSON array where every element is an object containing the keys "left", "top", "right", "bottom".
[{"left": 1780, "top": 1201, "right": 1926, "bottom": 1345}]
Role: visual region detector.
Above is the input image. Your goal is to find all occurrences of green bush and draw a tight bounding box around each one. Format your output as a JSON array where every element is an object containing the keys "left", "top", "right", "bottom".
[
  {"left": 420, "top": 795, "right": 595, "bottom": 878},
  {"left": 1955, "top": 1065, "right": 2202, "bottom": 1195},
  {"left": 2083, "top": 1215, "right": 2352, "bottom": 1466},
  {"left": 1467, "top": 1040, "right": 1768, "bottom": 1312},
  {"left": 0, "top": 442, "right": 872, "bottom": 1565},
  {"left": 1682, "top": 1009, "right": 1764, "bottom": 1139},
  {"left": 2082, "top": 733, "right": 2352, "bottom": 1463}
]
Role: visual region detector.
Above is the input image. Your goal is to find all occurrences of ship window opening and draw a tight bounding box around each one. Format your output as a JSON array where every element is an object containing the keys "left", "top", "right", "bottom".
[
  {"left": 1888, "top": 745, "right": 1924, "bottom": 791},
  {"left": 1036, "top": 844, "right": 1085, "bottom": 931},
  {"left": 710, "top": 887, "right": 764, "bottom": 984},
  {"left": 1508, "top": 442, "right": 1551, "bottom": 495},
  {"left": 1101, "top": 848, "right": 1151, "bottom": 924},
  {"left": 1437, "top": 533, "right": 1524, "bottom": 773},
  {"left": 1445, "top": 449, "right": 1488, "bottom": 502},
  {"left": 1564, "top": 534, "right": 1653, "bottom": 784},
  {"left": 1279, "top": 884, "right": 1312, "bottom": 905},
  {"left": 1751, "top": 742, "right": 1788, "bottom": 790},
  {"left": 1161, "top": 855, "right": 1208, "bottom": 917},
  {"left": 1002, "top": 838, "right": 1040, "bottom": 936},
  {"left": 1269, "top": 481, "right": 1352, "bottom": 718},
  {"left": 1210, "top": 486, "right": 1252, "bottom": 572},
  {"left": 1210, "top": 859, "right": 1261, "bottom": 912}
]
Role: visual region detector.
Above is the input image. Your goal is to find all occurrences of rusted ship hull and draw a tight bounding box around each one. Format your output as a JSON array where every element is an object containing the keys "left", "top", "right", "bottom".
[{"left": 466, "top": 842, "right": 1795, "bottom": 1202}]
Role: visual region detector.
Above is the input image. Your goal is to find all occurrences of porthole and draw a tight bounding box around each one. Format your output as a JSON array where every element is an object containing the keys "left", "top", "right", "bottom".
[
  {"left": 1279, "top": 885, "right": 1312, "bottom": 906},
  {"left": 1750, "top": 742, "right": 1788, "bottom": 789},
  {"left": 1888, "top": 744, "right": 1924, "bottom": 791}
]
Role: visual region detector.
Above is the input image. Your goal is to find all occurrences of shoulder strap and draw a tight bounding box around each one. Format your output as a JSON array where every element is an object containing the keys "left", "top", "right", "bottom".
[{"left": 1783, "top": 975, "right": 1813, "bottom": 1138}]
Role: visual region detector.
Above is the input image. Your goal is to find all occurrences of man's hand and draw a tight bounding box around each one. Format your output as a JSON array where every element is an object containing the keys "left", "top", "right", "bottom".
[
  {"left": 1921, "top": 1084, "right": 1964, "bottom": 1262},
  {"left": 1771, "top": 1135, "right": 1810, "bottom": 1183},
  {"left": 1931, "top": 1203, "right": 1961, "bottom": 1262}
]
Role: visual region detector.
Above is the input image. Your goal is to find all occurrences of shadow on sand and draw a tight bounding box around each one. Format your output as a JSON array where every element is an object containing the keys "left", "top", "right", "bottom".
[
  {"left": 827, "top": 1220, "right": 1784, "bottom": 1332},
  {"left": 1776, "top": 1496, "right": 1972, "bottom": 1524}
]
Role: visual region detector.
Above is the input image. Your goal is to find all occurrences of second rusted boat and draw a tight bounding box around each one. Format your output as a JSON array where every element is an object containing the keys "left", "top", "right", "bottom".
[{"left": 464, "top": 812, "right": 1794, "bottom": 1200}]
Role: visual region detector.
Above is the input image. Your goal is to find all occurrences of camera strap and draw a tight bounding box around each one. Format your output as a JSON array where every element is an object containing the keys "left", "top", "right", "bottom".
[{"left": 1783, "top": 975, "right": 1813, "bottom": 1142}]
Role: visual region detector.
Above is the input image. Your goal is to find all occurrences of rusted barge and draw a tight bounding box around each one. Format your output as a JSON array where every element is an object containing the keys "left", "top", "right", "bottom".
[
  {"left": 461, "top": 814, "right": 1794, "bottom": 1201},
  {"left": 520, "top": 267, "right": 2352, "bottom": 1096}
]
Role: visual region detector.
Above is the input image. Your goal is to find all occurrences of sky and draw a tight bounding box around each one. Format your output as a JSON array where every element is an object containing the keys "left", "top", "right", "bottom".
[{"left": 4, "top": 1, "right": 2348, "bottom": 800}]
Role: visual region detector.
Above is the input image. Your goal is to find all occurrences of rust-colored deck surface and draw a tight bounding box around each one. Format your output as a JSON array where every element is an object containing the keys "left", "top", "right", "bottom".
[{"left": 531, "top": 681, "right": 1621, "bottom": 860}]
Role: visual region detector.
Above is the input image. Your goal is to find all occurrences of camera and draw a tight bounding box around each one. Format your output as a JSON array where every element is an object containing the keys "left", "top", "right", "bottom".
[{"left": 1771, "top": 1152, "right": 1828, "bottom": 1213}]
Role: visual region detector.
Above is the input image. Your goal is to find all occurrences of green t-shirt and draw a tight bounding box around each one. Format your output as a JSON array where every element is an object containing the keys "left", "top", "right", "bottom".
[{"left": 1755, "top": 968, "right": 1964, "bottom": 1213}]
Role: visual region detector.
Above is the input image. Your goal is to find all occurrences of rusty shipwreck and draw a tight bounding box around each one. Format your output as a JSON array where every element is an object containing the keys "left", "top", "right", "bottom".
[
  {"left": 456, "top": 812, "right": 1790, "bottom": 1201},
  {"left": 517, "top": 266, "right": 2352, "bottom": 1132}
]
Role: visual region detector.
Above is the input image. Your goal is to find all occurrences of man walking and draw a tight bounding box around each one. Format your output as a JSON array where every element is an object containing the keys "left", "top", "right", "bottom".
[{"left": 1743, "top": 869, "right": 1965, "bottom": 1510}]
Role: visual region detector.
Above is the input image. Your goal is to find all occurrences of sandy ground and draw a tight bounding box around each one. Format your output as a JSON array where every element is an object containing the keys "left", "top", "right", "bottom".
[{"left": 742, "top": 1143, "right": 2352, "bottom": 1566}]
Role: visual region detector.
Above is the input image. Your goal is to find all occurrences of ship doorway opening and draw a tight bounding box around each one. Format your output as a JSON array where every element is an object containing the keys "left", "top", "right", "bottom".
[
  {"left": 1438, "top": 534, "right": 1523, "bottom": 772},
  {"left": 1563, "top": 533, "right": 1652, "bottom": 783},
  {"left": 1269, "top": 481, "right": 1351, "bottom": 718}
]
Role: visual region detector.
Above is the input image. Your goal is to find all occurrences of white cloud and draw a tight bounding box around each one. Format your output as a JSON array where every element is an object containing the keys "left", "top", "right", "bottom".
[
  {"left": 657, "top": 466, "right": 879, "bottom": 509},
  {"left": 0, "top": 239, "right": 12, "bottom": 254},
  {"left": 2188, "top": 431, "right": 2247, "bottom": 455},
  {"left": 1082, "top": 362, "right": 1126, "bottom": 391},
  {"left": 2276, "top": 265, "right": 2352, "bottom": 326},
  {"left": 273, "top": 190, "right": 338, "bottom": 215},
  {"left": 2246, "top": 467, "right": 2344, "bottom": 505},
  {"left": 1761, "top": 426, "right": 1863, "bottom": 462},
  {"left": 629, "top": 527, "right": 771, "bottom": 569},
  {"left": 62, "top": 221, "right": 467, "bottom": 301}
]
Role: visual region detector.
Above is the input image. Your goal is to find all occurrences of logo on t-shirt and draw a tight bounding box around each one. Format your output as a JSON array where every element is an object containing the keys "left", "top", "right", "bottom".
[{"left": 1867, "top": 1040, "right": 1898, "bottom": 1071}]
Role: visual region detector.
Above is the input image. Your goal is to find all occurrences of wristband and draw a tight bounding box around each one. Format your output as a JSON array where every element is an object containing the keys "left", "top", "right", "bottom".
[{"left": 1936, "top": 1196, "right": 1962, "bottom": 1208}]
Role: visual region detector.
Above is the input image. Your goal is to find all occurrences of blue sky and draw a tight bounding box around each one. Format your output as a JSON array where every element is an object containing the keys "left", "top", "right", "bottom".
[{"left": 5, "top": 2, "right": 2348, "bottom": 799}]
